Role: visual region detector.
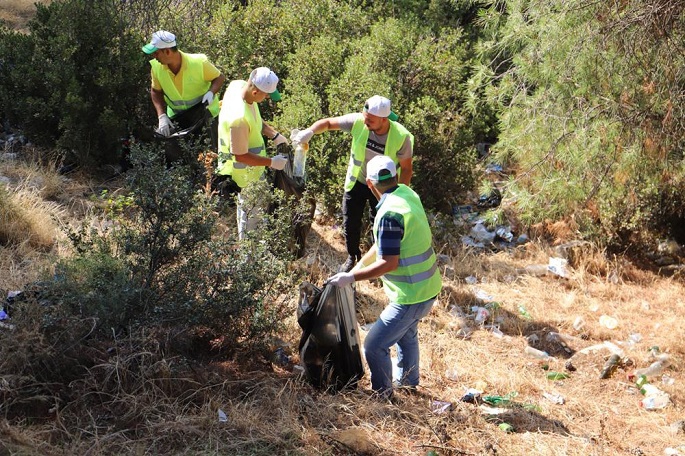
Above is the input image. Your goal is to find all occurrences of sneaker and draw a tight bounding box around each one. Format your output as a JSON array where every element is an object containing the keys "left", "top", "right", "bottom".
[{"left": 339, "top": 255, "right": 359, "bottom": 273}]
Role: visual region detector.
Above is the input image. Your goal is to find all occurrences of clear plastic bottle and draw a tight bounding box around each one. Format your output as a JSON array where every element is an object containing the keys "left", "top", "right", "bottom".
[
  {"left": 290, "top": 128, "right": 309, "bottom": 177},
  {"left": 293, "top": 142, "right": 308, "bottom": 177},
  {"left": 524, "top": 346, "right": 551, "bottom": 360},
  {"left": 634, "top": 360, "right": 668, "bottom": 377}
]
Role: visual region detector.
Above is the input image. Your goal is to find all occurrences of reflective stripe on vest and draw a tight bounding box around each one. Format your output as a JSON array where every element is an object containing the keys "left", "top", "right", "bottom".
[
  {"left": 150, "top": 52, "right": 220, "bottom": 118},
  {"left": 373, "top": 184, "right": 442, "bottom": 304},
  {"left": 216, "top": 80, "right": 266, "bottom": 187},
  {"left": 345, "top": 117, "right": 414, "bottom": 191}
]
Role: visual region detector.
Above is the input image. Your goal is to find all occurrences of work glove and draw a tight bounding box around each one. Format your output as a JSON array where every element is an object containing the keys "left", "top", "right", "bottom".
[
  {"left": 269, "top": 154, "right": 288, "bottom": 171},
  {"left": 292, "top": 128, "right": 314, "bottom": 145},
  {"left": 271, "top": 132, "right": 288, "bottom": 146},
  {"left": 157, "top": 113, "right": 173, "bottom": 137},
  {"left": 202, "top": 91, "right": 214, "bottom": 106},
  {"left": 325, "top": 272, "right": 355, "bottom": 287}
]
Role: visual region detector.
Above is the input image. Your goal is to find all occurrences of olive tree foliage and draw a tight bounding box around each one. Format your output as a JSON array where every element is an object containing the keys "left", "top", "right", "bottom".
[
  {"left": 470, "top": 0, "right": 685, "bottom": 249},
  {"left": 0, "top": 0, "right": 152, "bottom": 166},
  {"left": 205, "top": 0, "right": 478, "bottom": 213}
]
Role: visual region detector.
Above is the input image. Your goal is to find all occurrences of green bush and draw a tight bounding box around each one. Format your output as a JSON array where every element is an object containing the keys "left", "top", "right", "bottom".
[
  {"left": 0, "top": 0, "right": 149, "bottom": 167},
  {"left": 42, "top": 143, "right": 297, "bottom": 352},
  {"left": 474, "top": 0, "right": 685, "bottom": 249}
]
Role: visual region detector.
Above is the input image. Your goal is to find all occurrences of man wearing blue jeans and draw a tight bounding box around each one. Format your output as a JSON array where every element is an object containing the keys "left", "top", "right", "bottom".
[{"left": 326, "top": 155, "right": 442, "bottom": 398}]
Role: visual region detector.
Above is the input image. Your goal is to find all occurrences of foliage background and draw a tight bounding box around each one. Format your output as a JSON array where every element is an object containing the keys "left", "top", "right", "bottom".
[{"left": 1, "top": 0, "right": 684, "bottom": 249}]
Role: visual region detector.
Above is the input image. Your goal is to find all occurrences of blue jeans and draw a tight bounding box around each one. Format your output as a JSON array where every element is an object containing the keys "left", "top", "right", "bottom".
[{"left": 364, "top": 297, "right": 436, "bottom": 395}]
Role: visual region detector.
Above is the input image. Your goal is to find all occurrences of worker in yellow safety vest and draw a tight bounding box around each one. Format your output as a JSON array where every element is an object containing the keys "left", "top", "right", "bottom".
[
  {"left": 292, "top": 96, "right": 414, "bottom": 273},
  {"left": 216, "top": 67, "right": 289, "bottom": 238},
  {"left": 326, "top": 155, "right": 441, "bottom": 399},
  {"left": 142, "top": 30, "right": 225, "bottom": 155}
]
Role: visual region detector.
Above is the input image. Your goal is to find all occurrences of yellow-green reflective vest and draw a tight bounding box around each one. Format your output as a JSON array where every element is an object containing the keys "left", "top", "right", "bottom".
[
  {"left": 373, "top": 184, "right": 442, "bottom": 305},
  {"left": 150, "top": 52, "right": 220, "bottom": 118},
  {"left": 346, "top": 117, "right": 414, "bottom": 191},
  {"left": 216, "top": 80, "right": 266, "bottom": 188}
]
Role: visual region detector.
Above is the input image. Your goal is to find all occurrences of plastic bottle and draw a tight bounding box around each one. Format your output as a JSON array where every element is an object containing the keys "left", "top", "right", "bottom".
[
  {"left": 290, "top": 128, "right": 309, "bottom": 177},
  {"left": 599, "top": 354, "right": 621, "bottom": 379},
  {"left": 634, "top": 360, "right": 668, "bottom": 377},
  {"left": 524, "top": 346, "right": 551, "bottom": 360},
  {"left": 292, "top": 142, "right": 308, "bottom": 177}
]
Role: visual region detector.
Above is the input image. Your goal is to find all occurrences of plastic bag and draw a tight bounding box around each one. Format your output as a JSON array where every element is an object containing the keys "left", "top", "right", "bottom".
[
  {"left": 270, "top": 147, "right": 316, "bottom": 258},
  {"left": 297, "top": 282, "right": 364, "bottom": 392}
]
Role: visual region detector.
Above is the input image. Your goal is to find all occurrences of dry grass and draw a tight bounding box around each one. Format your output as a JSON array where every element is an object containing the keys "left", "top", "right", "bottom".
[
  {"left": 0, "top": 155, "right": 683, "bottom": 456},
  {"left": 0, "top": 0, "right": 51, "bottom": 32}
]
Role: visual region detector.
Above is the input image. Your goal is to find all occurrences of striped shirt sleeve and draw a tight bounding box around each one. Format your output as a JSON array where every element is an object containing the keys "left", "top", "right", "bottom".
[{"left": 377, "top": 211, "right": 404, "bottom": 257}]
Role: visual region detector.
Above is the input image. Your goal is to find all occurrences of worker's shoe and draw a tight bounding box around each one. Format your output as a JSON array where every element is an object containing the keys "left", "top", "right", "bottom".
[{"left": 339, "top": 255, "right": 359, "bottom": 273}]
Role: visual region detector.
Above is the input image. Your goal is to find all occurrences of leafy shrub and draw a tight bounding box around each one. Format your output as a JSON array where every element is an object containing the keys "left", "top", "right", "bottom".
[
  {"left": 0, "top": 0, "right": 149, "bottom": 167},
  {"left": 42, "top": 142, "right": 298, "bottom": 352}
]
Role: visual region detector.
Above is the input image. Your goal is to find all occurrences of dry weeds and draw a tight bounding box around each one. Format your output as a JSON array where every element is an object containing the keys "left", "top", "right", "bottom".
[
  {"left": 0, "top": 0, "right": 51, "bottom": 32},
  {"left": 0, "top": 156, "right": 683, "bottom": 456}
]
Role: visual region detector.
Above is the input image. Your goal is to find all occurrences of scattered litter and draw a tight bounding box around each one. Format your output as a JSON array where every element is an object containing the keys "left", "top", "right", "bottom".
[
  {"left": 431, "top": 400, "right": 453, "bottom": 414},
  {"left": 461, "top": 388, "right": 482, "bottom": 404},
  {"left": 662, "top": 375, "right": 675, "bottom": 386},
  {"left": 634, "top": 358, "right": 670, "bottom": 377},
  {"left": 542, "top": 392, "right": 565, "bottom": 404},
  {"left": 525, "top": 346, "right": 552, "bottom": 360},
  {"left": 573, "top": 316, "right": 585, "bottom": 331},
  {"left": 471, "top": 306, "right": 490, "bottom": 324},
  {"left": 498, "top": 422, "right": 514, "bottom": 433},
  {"left": 599, "top": 315, "right": 618, "bottom": 330},
  {"left": 546, "top": 371, "right": 569, "bottom": 381},
  {"left": 627, "top": 333, "right": 643, "bottom": 346},
  {"left": 465, "top": 275, "right": 478, "bottom": 285},
  {"left": 495, "top": 227, "right": 513, "bottom": 242},
  {"left": 0, "top": 310, "right": 8, "bottom": 321},
  {"left": 483, "top": 392, "right": 517, "bottom": 406},
  {"left": 392, "top": 356, "right": 402, "bottom": 382},
  {"left": 665, "top": 446, "right": 685, "bottom": 456},
  {"left": 547, "top": 257, "right": 570, "bottom": 278},
  {"left": 518, "top": 305, "right": 532, "bottom": 320},
  {"left": 479, "top": 405, "right": 508, "bottom": 415},
  {"left": 444, "top": 367, "right": 459, "bottom": 381},
  {"left": 470, "top": 222, "right": 496, "bottom": 244},
  {"left": 218, "top": 409, "right": 228, "bottom": 422},
  {"left": 578, "top": 341, "right": 624, "bottom": 357},
  {"left": 670, "top": 420, "right": 685, "bottom": 435},
  {"left": 474, "top": 289, "right": 494, "bottom": 301},
  {"left": 273, "top": 347, "right": 290, "bottom": 366},
  {"left": 488, "top": 326, "right": 504, "bottom": 338},
  {"left": 599, "top": 354, "right": 622, "bottom": 379}
]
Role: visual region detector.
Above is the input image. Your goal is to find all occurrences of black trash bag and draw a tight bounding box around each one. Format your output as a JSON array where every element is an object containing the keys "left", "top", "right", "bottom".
[
  {"left": 153, "top": 102, "right": 216, "bottom": 169},
  {"left": 297, "top": 282, "right": 364, "bottom": 393},
  {"left": 270, "top": 147, "right": 316, "bottom": 258}
]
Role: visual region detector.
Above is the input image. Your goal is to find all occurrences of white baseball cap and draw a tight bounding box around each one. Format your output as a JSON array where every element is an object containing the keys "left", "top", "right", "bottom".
[
  {"left": 142, "top": 31, "right": 177, "bottom": 54},
  {"left": 367, "top": 155, "right": 397, "bottom": 183},
  {"left": 364, "top": 95, "right": 399, "bottom": 121},
  {"left": 249, "top": 67, "right": 282, "bottom": 102}
]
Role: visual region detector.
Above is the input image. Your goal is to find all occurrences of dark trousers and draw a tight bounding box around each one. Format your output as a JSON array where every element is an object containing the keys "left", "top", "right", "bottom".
[{"left": 342, "top": 181, "right": 379, "bottom": 258}]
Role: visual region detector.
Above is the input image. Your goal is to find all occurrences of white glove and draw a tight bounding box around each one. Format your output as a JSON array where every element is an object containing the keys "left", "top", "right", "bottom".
[
  {"left": 269, "top": 154, "right": 288, "bottom": 170},
  {"left": 272, "top": 132, "right": 288, "bottom": 146},
  {"left": 157, "top": 114, "right": 173, "bottom": 137},
  {"left": 202, "top": 91, "right": 214, "bottom": 106},
  {"left": 326, "top": 272, "right": 355, "bottom": 287},
  {"left": 292, "top": 128, "right": 314, "bottom": 145}
]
